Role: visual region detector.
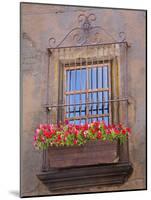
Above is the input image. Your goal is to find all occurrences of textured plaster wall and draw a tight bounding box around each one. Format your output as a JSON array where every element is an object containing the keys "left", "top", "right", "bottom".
[{"left": 21, "top": 3, "right": 146, "bottom": 197}]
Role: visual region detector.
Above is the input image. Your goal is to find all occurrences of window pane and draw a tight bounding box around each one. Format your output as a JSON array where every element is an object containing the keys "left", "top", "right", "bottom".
[
  {"left": 89, "top": 92, "right": 97, "bottom": 115},
  {"left": 98, "top": 67, "right": 103, "bottom": 88},
  {"left": 69, "top": 94, "right": 74, "bottom": 117},
  {"left": 70, "top": 70, "right": 75, "bottom": 91},
  {"left": 81, "top": 68, "right": 86, "bottom": 90},
  {"left": 75, "top": 94, "right": 80, "bottom": 117},
  {"left": 75, "top": 120, "right": 80, "bottom": 125},
  {"left": 81, "top": 119, "right": 86, "bottom": 124},
  {"left": 76, "top": 69, "right": 81, "bottom": 90},
  {"left": 103, "top": 66, "right": 108, "bottom": 88},
  {"left": 98, "top": 117, "right": 103, "bottom": 122},
  {"left": 104, "top": 91, "right": 109, "bottom": 114},
  {"left": 104, "top": 116, "right": 109, "bottom": 125},
  {"left": 98, "top": 92, "right": 103, "bottom": 115},
  {"left": 66, "top": 70, "right": 70, "bottom": 92},
  {"left": 81, "top": 93, "right": 86, "bottom": 116},
  {"left": 88, "top": 67, "right": 97, "bottom": 89}
]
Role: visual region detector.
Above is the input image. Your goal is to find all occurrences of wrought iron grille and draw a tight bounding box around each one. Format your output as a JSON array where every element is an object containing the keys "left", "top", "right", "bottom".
[{"left": 45, "top": 13, "right": 129, "bottom": 126}]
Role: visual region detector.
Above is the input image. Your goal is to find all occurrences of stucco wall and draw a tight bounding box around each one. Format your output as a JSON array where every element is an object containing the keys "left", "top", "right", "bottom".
[{"left": 20, "top": 3, "right": 146, "bottom": 197}]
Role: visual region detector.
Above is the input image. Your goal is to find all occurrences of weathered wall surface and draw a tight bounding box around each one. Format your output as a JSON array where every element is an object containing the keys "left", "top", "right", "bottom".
[{"left": 21, "top": 3, "right": 146, "bottom": 197}]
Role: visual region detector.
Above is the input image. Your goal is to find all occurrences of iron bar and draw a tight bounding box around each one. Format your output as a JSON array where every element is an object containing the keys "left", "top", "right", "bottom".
[
  {"left": 45, "top": 97, "right": 128, "bottom": 108},
  {"left": 79, "top": 53, "right": 82, "bottom": 123},
  {"left": 74, "top": 49, "right": 77, "bottom": 123},
  {"left": 48, "top": 41, "right": 129, "bottom": 51},
  {"left": 65, "top": 88, "right": 109, "bottom": 95},
  {"left": 86, "top": 46, "right": 89, "bottom": 123},
  {"left": 65, "top": 113, "right": 109, "bottom": 121},
  {"left": 65, "top": 61, "right": 110, "bottom": 69}
]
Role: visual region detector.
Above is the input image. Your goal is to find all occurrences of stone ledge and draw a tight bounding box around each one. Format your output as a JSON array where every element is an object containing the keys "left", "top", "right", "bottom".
[{"left": 37, "top": 162, "right": 133, "bottom": 191}]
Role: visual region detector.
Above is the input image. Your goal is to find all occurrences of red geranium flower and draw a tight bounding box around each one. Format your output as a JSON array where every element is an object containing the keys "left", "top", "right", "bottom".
[
  {"left": 97, "top": 131, "right": 102, "bottom": 139},
  {"left": 122, "top": 129, "right": 126, "bottom": 135},
  {"left": 74, "top": 139, "right": 77, "bottom": 145}
]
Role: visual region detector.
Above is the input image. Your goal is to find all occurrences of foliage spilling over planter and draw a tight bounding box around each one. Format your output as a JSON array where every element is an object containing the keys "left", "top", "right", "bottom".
[{"left": 33, "top": 120, "right": 131, "bottom": 150}]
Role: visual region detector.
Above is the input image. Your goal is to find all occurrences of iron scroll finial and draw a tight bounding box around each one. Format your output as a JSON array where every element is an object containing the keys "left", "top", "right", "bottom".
[{"left": 48, "top": 13, "right": 127, "bottom": 48}]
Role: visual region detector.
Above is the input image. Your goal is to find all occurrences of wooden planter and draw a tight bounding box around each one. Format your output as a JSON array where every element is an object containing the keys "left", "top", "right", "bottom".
[{"left": 48, "top": 140, "right": 118, "bottom": 168}]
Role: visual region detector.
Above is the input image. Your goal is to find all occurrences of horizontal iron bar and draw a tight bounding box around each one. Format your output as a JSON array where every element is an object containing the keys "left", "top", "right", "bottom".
[
  {"left": 65, "top": 114, "right": 109, "bottom": 121},
  {"left": 45, "top": 97, "right": 128, "bottom": 109},
  {"left": 65, "top": 88, "right": 109, "bottom": 95},
  {"left": 48, "top": 41, "right": 128, "bottom": 51},
  {"left": 64, "top": 63, "right": 110, "bottom": 70}
]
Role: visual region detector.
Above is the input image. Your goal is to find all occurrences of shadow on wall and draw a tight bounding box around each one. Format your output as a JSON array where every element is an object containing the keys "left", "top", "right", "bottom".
[{"left": 9, "top": 190, "right": 19, "bottom": 197}]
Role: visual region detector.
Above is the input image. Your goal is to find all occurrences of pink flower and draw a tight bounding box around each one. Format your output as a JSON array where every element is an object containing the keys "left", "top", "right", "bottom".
[
  {"left": 106, "top": 129, "right": 111, "bottom": 134},
  {"left": 34, "top": 135, "right": 37, "bottom": 141},
  {"left": 35, "top": 128, "right": 40, "bottom": 135},
  {"left": 65, "top": 119, "right": 69, "bottom": 125}
]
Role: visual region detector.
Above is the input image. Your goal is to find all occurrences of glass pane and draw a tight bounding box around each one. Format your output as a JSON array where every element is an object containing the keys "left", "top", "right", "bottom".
[
  {"left": 81, "top": 93, "right": 86, "bottom": 116},
  {"left": 76, "top": 69, "right": 81, "bottom": 90},
  {"left": 75, "top": 94, "right": 80, "bottom": 117},
  {"left": 98, "top": 117, "right": 103, "bottom": 122},
  {"left": 89, "top": 92, "right": 97, "bottom": 115},
  {"left": 66, "top": 70, "right": 70, "bottom": 92},
  {"left": 103, "top": 66, "right": 108, "bottom": 88},
  {"left": 70, "top": 70, "right": 75, "bottom": 91},
  {"left": 88, "top": 67, "right": 97, "bottom": 89},
  {"left": 69, "top": 120, "right": 74, "bottom": 124},
  {"left": 91, "top": 118, "right": 97, "bottom": 123},
  {"left": 75, "top": 120, "right": 80, "bottom": 125},
  {"left": 81, "top": 119, "right": 86, "bottom": 124},
  {"left": 88, "top": 118, "right": 92, "bottom": 123},
  {"left": 81, "top": 68, "right": 86, "bottom": 90},
  {"left": 98, "top": 92, "right": 103, "bottom": 115},
  {"left": 69, "top": 94, "right": 74, "bottom": 117},
  {"left": 98, "top": 67, "right": 103, "bottom": 88},
  {"left": 104, "top": 116, "right": 109, "bottom": 125},
  {"left": 104, "top": 91, "right": 109, "bottom": 114}
]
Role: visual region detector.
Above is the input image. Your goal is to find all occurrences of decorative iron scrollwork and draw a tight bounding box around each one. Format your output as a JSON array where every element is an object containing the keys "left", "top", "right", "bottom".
[{"left": 48, "top": 13, "right": 127, "bottom": 48}]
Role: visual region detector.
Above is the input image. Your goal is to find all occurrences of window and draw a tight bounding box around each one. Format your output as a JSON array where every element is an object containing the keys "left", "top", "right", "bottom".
[
  {"left": 64, "top": 62, "right": 111, "bottom": 125},
  {"left": 39, "top": 13, "right": 133, "bottom": 187}
]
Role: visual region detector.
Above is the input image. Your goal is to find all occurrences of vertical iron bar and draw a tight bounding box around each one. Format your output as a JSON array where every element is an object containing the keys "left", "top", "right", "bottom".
[
  {"left": 91, "top": 53, "right": 93, "bottom": 122},
  {"left": 125, "top": 43, "right": 129, "bottom": 161},
  {"left": 57, "top": 48, "right": 60, "bottom": 123},
  {"left": 42, "top": 48, "right": 51, "bottom": 172},
  {"left": 69, "top": 48, "right": 71, "bottom": 120},
  {"left": 96, "top": 46, "right": 99, "bottom": 121},
  {"left": 125, "top": 43, "right": 128, "bottom": 126},
  {"left": 86, "top": 46, "right": 89, "bottom": 123},
  {"left": 102, "top": 47, "right": 104, "bottom": 120},
  {"left": 91, "top": 68, "right": 93, "bottom": 122},
  {"left": 74, "top": 48, "right": 77, "bottom": 124},
  {"left": 63, "top": 48, "right": 67, "bottom": 121},
  {"left": 115, "top": 43, "right": 119, "bottom": 124},
  {"left": 79, "top": 48, "right": 82, "bottom": 124},
  {"left": 108, "top": 44, "right": 112, "bottom": 125}
]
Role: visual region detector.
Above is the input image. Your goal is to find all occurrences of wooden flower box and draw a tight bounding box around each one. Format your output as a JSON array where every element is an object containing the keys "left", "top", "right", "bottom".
[{"left": 48, "top": 140, "right": 118, "bottom": 168}]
